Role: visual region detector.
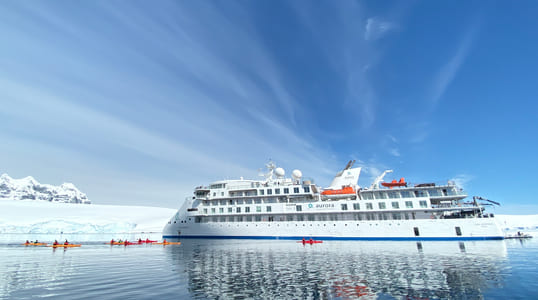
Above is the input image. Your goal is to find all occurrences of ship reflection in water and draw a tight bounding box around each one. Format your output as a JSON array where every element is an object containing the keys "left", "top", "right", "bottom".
[{"left": 165, "top": 239, "right": 507, "bottom": 299}]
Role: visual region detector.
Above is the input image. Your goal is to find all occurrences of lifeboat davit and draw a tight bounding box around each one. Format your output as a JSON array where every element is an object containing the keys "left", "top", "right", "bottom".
[
  {"left": 381, "top": 178, "right": 407, "bottom": 189},
  {"left": 321, "top": 186, "right": 355, "bottom": 195}
]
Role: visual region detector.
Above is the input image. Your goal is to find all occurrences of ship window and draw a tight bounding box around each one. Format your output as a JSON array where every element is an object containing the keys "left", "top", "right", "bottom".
[
  {"left": 304, "top": 186, "right": 310, "bottom": 193},
  {"left": 341, "top": 204, "right": 348, "bottom": 211},
  {"left": 228, "top": 207, "right": 232, "bottom": 213},
  {"left": 246, "top": 216, "right": 252, "bottom": 221},
  {"left": 266, "top": 189, "right": 272, "bottom": 195},
  {"left": 220, "top": 200, "right": 226, "bottom": 205},
  {"left": 254, "top": 198, "right": 262, "bottom": 204},
  {"left": 212, "top": 216, "right": 218, "bottom": 222},
  {"left": 366, "top": 203, "right": 373, "bottom": 210},
  {"left": 236, "top": 207, "right": 241, "bottom": 213},
  {"left": 229, "top": 216, "right": 234, "bottom": 222},
  {"left": 428, "top": 189, "right": 441, "bottom": 196},
  {"left": 275, "top": 188, "right": 280, "bottom": 194},
  {"left": 455, "top": 227, "right": 462, "bottom": 236},
  {"left": 266, "top": 206, "right": 272, "bottom": 212},
  {"left": 414, "top": 227, "right": 420, "bottom": 236},
  {"left": 256, "top": 206, "right": 262, "bottom": 212},
  {"left": 237, "top": 216, "right": 243, "bottom": 222},
  {"left": 213, "top": 192, "right": 216, "bottom": 197},
  {"left": 211, "top": 208, "right": 216, "bottom": 214},
  {"left": 220, "top": 216, "right": 225, "bottom": 222},
  {"left": 219, "top": 208, "right": 224, "bottom": 213},
  {"left": 195, "top": 217, "right": 201, "bottom": 223},
  {"left": 401, "top": 191, "right": 413, "bottom": 198},
  {"left": 355, "top": 213, "right": 362, "bottom": 221},
  {"left": 362, "top": 193, "right": 373, "bottom": 200},
  {"left": 375, "top": 192, "right": 387, "bottom": 199},
  {"left": 255, "top": 215, "right": 261, "bottom": 222},
  {"left": 392, "top": 213, "right": 402, "bottom": 220},
  {"left": 378, "top": 202, "right": 386, "bottom": 209},
  {"left": 294, "top": 187, "right": 300, "bottom": 193},
  {"left": 405, "top": 201, "right": 413, "bottom": 208},
  {"left": 419, "top": 200, "right": 428, "bottom": 208},
  {"left": 286, "top": 215, "right": 294, "bottom": 221},
  {"left": 391, "top": 201, "right": 400, "bottom": 209},
  {"left": 415, "top": 190, "right": 427, "bottom": 197},
  {"left": 284, "top": 188, "right": 289, "bottom": 194},
  {"left": 296, "top": 205, "right": 302, "bottom": 212},
  {"left": 245, "top": 207, "right": 250, "bottom": 213},
  {"left": 353, "top": 203, "right": 360, "bottom": 210},
  {"left": 203, "top": 208, "right": 208, "bottom": 214},
  {"left": 308, "top": 214, "right": 315, "bottom": 221},
  {"left": 259, "top": 189, "right": 264, "bottom": 195},
  {"left": 404, "top": 213, "right": 409, "bottom": 220},
  {"left": 388, "top": 192, "right": 400, "bottom": 199},
  {"left": 221, "top": 192, "right": 224, "bottom": 196}
]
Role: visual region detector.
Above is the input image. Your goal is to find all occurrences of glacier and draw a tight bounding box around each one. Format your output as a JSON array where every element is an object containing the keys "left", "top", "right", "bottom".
[{"left": 0, "top": 200, "right": 175, "bottom": 234}]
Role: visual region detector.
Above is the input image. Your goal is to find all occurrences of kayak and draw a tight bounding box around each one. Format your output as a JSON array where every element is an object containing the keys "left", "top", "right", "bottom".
[
  {"left": 153, "top": 242, "right": 181, "bottom": 245},
  {"left": 298, "top": 240, "right": 323, "bottom": 244},
  {"left": 48, "top": 244, "right": 81, "bottom": 248},
  {"left": 108, "top": 242, "right": 139, "bottom": 245},
  {"left": 23, "top": 243, "right": 48, "bottom": 246}
]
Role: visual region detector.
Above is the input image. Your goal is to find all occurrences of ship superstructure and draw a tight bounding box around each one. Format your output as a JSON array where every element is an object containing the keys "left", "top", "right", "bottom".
[{"left": 163, "top": 161, "right": 503, "bottom": 240}]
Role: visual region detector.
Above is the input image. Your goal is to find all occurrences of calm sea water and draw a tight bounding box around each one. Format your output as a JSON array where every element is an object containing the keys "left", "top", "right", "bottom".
[{"left": 1, "top": 234, "right": 537, "bottom": 299}]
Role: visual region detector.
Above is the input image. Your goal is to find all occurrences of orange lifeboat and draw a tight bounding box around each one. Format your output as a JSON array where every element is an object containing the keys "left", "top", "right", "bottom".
[
  {"left": 381, "top": 178, "right": 407, "bottom": 189},
  {"left": 321, "top": 186, "right": 355, "bottom": 195}
]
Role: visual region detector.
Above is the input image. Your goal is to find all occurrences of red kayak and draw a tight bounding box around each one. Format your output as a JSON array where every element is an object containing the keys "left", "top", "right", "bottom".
[{"left": 298, "top": 240, "right": 323, "bottom": 244}]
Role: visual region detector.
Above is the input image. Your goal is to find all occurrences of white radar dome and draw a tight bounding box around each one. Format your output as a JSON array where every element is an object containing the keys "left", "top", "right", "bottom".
[
  {"left": 275, "top": 167, "right": 285, "bottom": 178},
  {"left": 292, "top": 169, "right": 302, "bottom": 180}
]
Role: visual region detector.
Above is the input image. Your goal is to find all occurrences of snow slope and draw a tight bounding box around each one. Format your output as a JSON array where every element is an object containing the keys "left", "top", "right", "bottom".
[
  {"left": 0, "top": 200, "right": 175, "bottom": 234},
  {"left": 0, "top": 174, "right": 90, "bottom": 204}
]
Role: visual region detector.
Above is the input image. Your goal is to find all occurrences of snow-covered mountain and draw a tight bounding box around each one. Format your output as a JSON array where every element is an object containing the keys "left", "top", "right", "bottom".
[{"left": 0, "top": 174, "right": 90, "bottom": 204}]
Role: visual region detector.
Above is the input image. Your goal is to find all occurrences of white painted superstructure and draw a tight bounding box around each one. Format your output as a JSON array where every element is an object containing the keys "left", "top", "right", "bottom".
[{"left": 163, "top": 161, "right": 504, "bottom": 240}]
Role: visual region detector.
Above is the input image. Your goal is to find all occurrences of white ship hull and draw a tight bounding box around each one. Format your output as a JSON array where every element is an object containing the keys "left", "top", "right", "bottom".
[{"left": 163, "top": 218, "right": 503, "bottom": 240}]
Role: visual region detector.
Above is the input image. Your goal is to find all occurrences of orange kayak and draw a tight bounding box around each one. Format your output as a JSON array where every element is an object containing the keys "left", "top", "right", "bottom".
[
  {"left": 23, "top": 243, "right": 48, "bottom": 246},
  {"left": 47, "top": 244, "right": 81, "bottom": 248},
  {"left": 153, "top": 242, "right": 181, "bottom": 245}
]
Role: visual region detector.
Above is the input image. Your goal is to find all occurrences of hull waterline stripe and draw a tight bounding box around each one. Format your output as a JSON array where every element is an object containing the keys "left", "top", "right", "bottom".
[{"left": 162, "top": 235, "right": 504, "bottom": 241}]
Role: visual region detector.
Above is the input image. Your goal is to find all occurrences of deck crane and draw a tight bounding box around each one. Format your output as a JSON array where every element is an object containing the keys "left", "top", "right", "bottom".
[{"left": 370, "top": 170, "right": 393, "bottom": 189}]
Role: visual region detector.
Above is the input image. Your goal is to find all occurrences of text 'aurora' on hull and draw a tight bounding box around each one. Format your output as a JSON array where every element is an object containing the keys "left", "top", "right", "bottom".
[{"left": 163, "top": 161, "right": 504, "bottom": 240}]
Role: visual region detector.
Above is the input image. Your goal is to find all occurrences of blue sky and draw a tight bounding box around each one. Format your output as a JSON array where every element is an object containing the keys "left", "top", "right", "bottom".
[{"left": 1, "top": 1, "right": 537, "bottom": 213}]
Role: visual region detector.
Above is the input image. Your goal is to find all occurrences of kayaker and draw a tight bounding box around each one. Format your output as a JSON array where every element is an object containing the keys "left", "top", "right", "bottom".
[
  {"left": 64, "top": 239, "right": 69, "bottom": 245},
  {"left": 118, "top": 239, "right": 123, "bottom": 243},
  {"left": 34, "top": 240, "right": 39, "bottom": 244},
  {"left": 146, "top": 238, "right": 150, "bottom": 243},
  {"left": 138, "top": 238, "right": 142, "bottom": 243},
  {"left": 25, "top": 240, "right": 30, "bottom": 244},
  {"left": 163, "top": 239, "right": 167, "bottom": 243},
  {"left": 309, "top": 237, "right": 313, "bottom": 243},
  {"left": 302, "top": 237, "right": 305, "bottom": 243},
  {"left": 53, "top": 240, "right": 59, "bottom": 246},
  {"left": 110, "top": 239, "right": 115, "bottom": 244}
]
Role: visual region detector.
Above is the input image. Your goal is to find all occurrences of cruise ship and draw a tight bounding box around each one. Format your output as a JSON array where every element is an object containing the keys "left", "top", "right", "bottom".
[{"left": 163, "top": 161, "right": 504, "bottom": 240}]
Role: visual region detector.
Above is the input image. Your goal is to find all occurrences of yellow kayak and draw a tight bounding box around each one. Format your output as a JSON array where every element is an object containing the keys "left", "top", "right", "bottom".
[
  {"left": 23, "top": 243, "right": 48, "bottom": 246},
  {"left": 47, "top": 244, "right": 82, "bottom": 248},
  {"left": 153, "top": 242, "right": 181, "bottom": 245}
]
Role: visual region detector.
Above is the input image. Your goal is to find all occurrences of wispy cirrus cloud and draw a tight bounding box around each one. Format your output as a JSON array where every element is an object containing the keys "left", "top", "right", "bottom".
[
  {"left": 364, "top": 17, "right": 396, "bottom": 41},
  {"left": 430, "top": 22, "right": 480, "bottom": 105}
]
